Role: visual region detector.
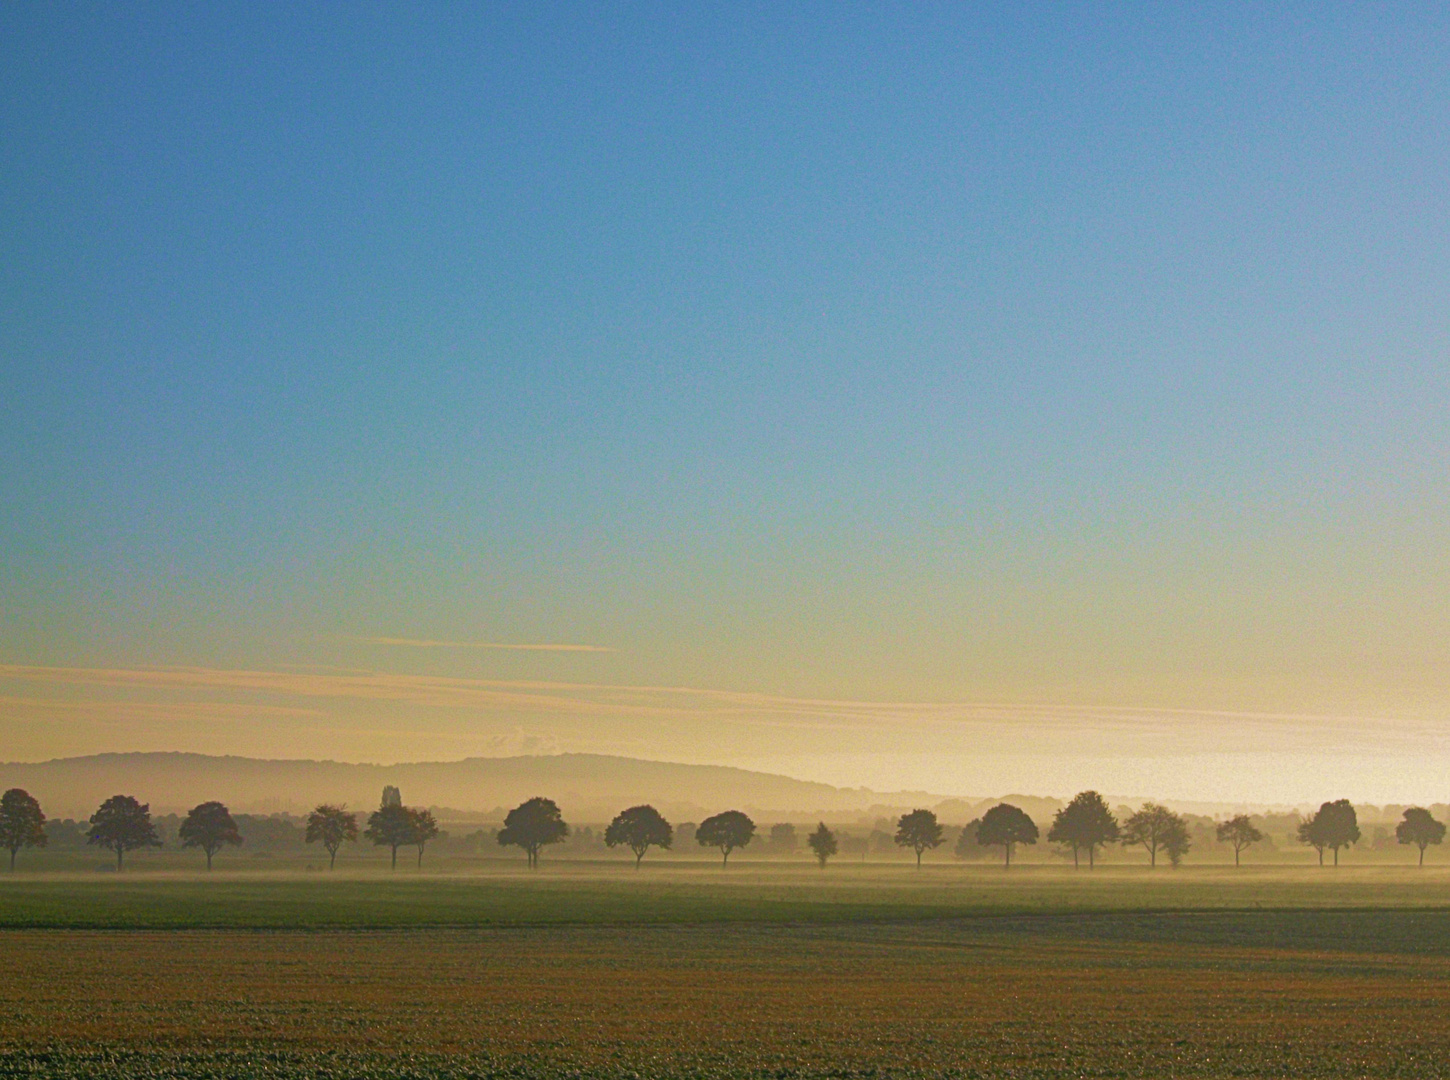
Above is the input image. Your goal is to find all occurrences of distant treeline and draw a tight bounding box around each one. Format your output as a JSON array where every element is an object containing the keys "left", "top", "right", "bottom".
[{"left": 2, "top": 786, "right": 1446, "bottom": 871}]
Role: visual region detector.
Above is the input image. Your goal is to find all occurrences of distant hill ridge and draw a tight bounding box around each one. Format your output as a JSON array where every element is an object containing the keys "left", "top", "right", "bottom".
[{"left": 0, "top": 751, "right": 989, "bottom": 822}]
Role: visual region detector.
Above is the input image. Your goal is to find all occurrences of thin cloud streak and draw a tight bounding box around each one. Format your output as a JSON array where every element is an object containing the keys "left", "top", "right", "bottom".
[
  {"left": 4, "top": 664, "right": 1449, "bottom": 798},
  {"left": 359, "top": 637, "right": 614, "bottom": 652},
  {"left": 0, "top": 663, "right": 1434, "bottom": 748}
]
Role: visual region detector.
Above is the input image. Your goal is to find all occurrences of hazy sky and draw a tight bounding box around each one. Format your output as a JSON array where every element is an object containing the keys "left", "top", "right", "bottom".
[{"left": 3, "top": 6, "right": 1449, "bottom": 802}]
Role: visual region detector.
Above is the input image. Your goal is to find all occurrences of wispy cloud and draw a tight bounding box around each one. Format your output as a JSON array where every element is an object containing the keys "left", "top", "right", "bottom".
[
  {"left": 0, "top": 663, "right": 1427, "bottom": 748},
  {"left": 359, "top": 637, "right": 613, "bottom": 653}
]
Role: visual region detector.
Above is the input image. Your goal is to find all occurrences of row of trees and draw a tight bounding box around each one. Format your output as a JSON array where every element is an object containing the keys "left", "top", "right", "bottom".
[{"left": 2, "top": 786, "right": 1446, "bottom": 870}]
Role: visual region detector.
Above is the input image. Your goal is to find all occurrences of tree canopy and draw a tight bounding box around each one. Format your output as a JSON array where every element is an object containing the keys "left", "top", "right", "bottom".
[
  {"left": 954, "top": 819, "right": 982, "bottom": 860},
  {"left": 1396, "top": 807, "right": 1445, "bottom": 866},
  {"left": 768, "top": 823, "right": 797, "bottom": 853},
  {"left": 1047, "top": 791, "right": 1119, "bottom": 868},
  {"left": 305, "top": 804, "right": 359, "bottom": 869},
  {"left": 976, "top": 803, "right": 1038, "bottom": 868},
  {"left": 497, "top": 797, "right": 569, "bottom": 868},
  {"left": 366, "top": 803, "right": 418, "bottom": 869},
  {"left": 894, "top": 809, "right": 944, "bottom": 867},
  {"left": 696, "top": 810, "right": 755, "bottom": 865},
  {"left": 1298, "top": 800, "right": 1359, "bottom": 866},
  {"left": 807, "top": 822, "right": 838, "bottom": 868},
  {"left": 1121, "top": 803, "right": 1191, "bottom": 868},
  {"left": 86, "top": 794, "right": 161, "bottom": 871},
  {"left": 1215, "top": 815, "right": 1264, "bottom": 866},
  {"left": 605, "top": 804, "right": 673, "bottom": 868},
  {"left": 178, "top": 800, "right": 243, "bottom": 870},
  {"left": 0, "top": 788, "right": 46, "bottom": 871},
  {"left": 408, "top": 807, "right": 440, "bottom": 868}
]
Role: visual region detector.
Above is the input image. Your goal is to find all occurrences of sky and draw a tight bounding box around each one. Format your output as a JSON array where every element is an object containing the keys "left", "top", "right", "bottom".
[{"left": 3, "top": 5, "right": 1450, "bottom": 804}]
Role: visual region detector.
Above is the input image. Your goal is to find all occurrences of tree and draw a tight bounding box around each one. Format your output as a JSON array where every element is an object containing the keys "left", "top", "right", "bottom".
[
  {"left": 0, "top": 788, "right": 47, "bottom": 870},
  {"left": 1121, "top": 803, "right": 1191, "bottom": 868},
  {"left": 365, "top": 803, "right": 417, "bottom": 870},
  {"left": 1298, "top": 799, "right": 1360, "bottom": 866},
  {"left": 954, "top": 819, "right": 982, "bottom": 860},
  {"left": 696, "top": 810, "right": 755, "bottom": 866},
  {"left": 807, "top": 822, "right": 838, "bottom": 868},
  {"left": 305, "top": 804, "right": 359, "bottom": 869},
  {"left": 976, "top": 803, "right": 1038, "bottom": 868},
  {"left": 1396, "top": 807, "right": 1445, "bottom": 866},
  {"left": 894, "top": 809, "right": 944, "bottom": 868},
  {"left": 1047, "top": 791, "right": 1119, "bottom": 868},
  {"left": 178, "top": 800, "right": 243, "bottom": 870},
  {"left": 605, "top": 805, "right": 673, "bottom": 868},
  {"left": 497, "top": 796, "right": 569, "bottom": 868},
  {"left": 408, "top": 807, "right": 440, "bottom": 868},
  {"left": 768, "top": 822, "right": 798, "bottom": 854},
  {"left": 1215, "top": 815, "right": 1264, "bottom": 867},
  {"left": 86, "top": 794, "right": 161, "bottom": 871}
]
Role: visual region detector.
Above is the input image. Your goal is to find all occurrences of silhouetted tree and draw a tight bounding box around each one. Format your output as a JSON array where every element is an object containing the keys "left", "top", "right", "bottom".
[
  {"left": 605, "top": 805, "right": 673, "bottom": 868},
  {"left": 976, "top": 803, "right": 1038, "bottom": 868},
  {"left": 305, "top": 804, "right": 359, "bottom": 869},
  {"left": 768, "top": 822, "right": 798, "bottom": 854},
  {"left": 894, "top": 809, "right": 944, "bottom": 868},
  {"left": 381, "top": 785, "right": 402, "bottom": 808},
  {"left": 0, "top": 788, "right": 46, "bottom": 870},
  {"left": 1121, "top": 803, "right": 1191, "bottom": 868},
  {"left": 409, "top": 807, "right": 439, "bottom": 868},
  {"left": 696, "top": 810, "right": 755, "bottom": 866},
  {"left": 1396, "top": 807, "right": 1445, "bottom": 866},
  {"left": 1296, "top": 817, "right": 1326, "bottom": 864},
  {"left": 497, "top": 796, "right": 569, "bottom": 868},
  {"left": 954, "top": 819, "right": 982, "bottom": 859},
  {"left": 807, "top": 822, "right": 838, "bottom": 868},
  {"left": 178, "top": 800, "right": 243, "bottom": 870},
  {"left": 86, "top": 795, "right": 161, "bottom": 871},
  {"left": 366, "top": 803, "right": 416, "bottom": 869},
  {"left": 1215, "top": 815, "right": 1264, "bottom": 867},
  {"left": 1047, "top": 791, "right": 1119, "bottom": 868},
  {"left": 1298, "top": 800, "right": 1359, "bottom": 866}
]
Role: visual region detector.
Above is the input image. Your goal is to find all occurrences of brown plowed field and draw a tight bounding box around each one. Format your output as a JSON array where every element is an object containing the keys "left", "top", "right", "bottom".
[{"left": 6, "top": 914, "right": 1450, "bottom": 1077}]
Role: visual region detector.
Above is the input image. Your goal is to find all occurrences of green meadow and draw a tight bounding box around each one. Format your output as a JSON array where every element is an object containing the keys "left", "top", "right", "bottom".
[{"left": 5, "top": 861, "right": 1450, "bottom": 930}]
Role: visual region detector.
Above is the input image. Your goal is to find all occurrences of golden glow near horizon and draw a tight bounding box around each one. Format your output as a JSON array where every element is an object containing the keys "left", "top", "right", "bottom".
[{"left": 3, "top": 657, "right": 1449, "bottom": 805}]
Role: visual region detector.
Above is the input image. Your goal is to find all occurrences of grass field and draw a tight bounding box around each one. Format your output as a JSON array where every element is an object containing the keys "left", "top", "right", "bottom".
[
  {"left": 3, "top": 862, "right": 1450, "bottom": 928},
  {"left": 6, "top": 867, "right": 1450, "bottom": 1077}
]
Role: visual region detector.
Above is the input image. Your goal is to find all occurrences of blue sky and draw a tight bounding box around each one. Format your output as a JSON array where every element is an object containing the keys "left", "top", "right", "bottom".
[{"left": 3, "top": 5, "right": 1449, "bottom": 797}]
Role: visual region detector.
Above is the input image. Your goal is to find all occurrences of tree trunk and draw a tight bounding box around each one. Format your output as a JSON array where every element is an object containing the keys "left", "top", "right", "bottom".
[
  {"left": 1088, "top": 845, "right": 1094, "bottom": 868},
  {"left": 1004, "top": 844, "right": 1011, "bottom": 869},
  {"left": 1420, "top": 845, "right": 1426, "bottom": 867},
  {"left": 722, "top": 848, "right": 729, "bottom": 867},
  {"left": 1333, "top": 847, "right": 1339, "bottom": 866},
  {"left": 206, "top": 849, "right": 213, "bottom": 871},
  {"left": 417, "top": 845, "right": 423, "bottom": 869},
  {"left": 1072, "top": 846, "right": 1079, "bottom": 868},
  {"left": 117, "top": 846, "right": 124, "bottom": 872},
  {"left": 916, "top": 849, "right": 922, "bottom": 868},
  {"left": 391, "top": 845, "right": 398, "bottom": 870},
  {"left": 8, "top": 848, "right": 14, "bottom": 871},
  {"left": 1234, "top": 847, "right": 1240, "bottom": 868},
  {"left": 1149, "top": 844, "right": 1156, "bottom": 868},
  {"left": 329, "top": 848, "right": 337, "bottom": 870}
]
